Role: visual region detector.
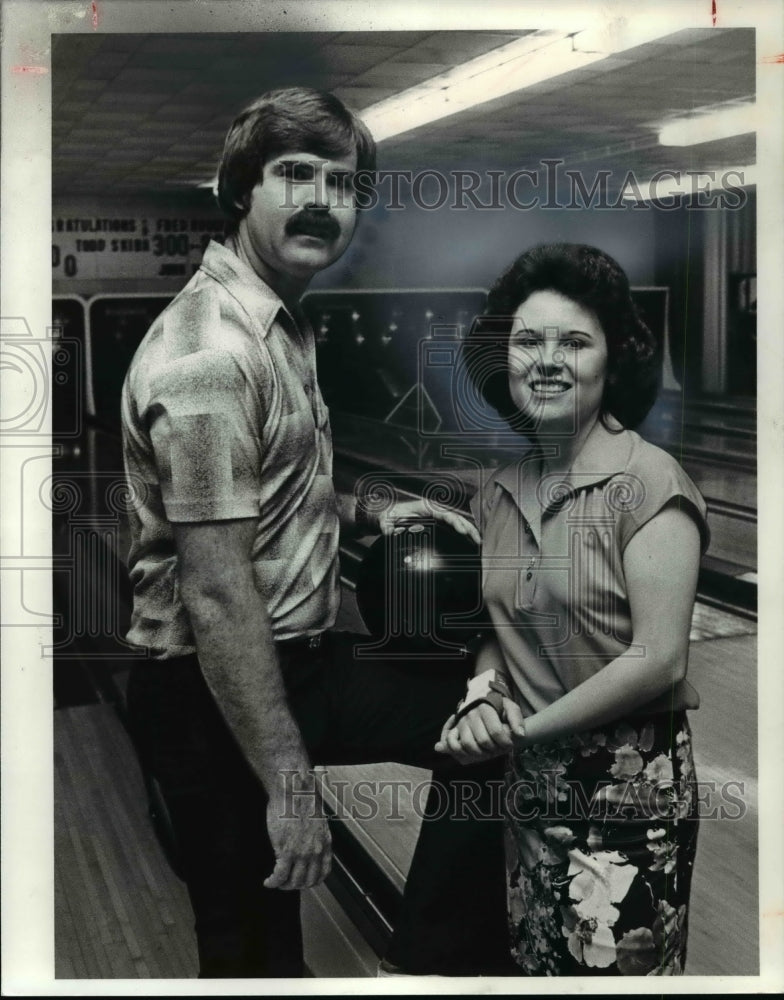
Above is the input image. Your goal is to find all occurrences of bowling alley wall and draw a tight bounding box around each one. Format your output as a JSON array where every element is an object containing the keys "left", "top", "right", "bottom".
[
  {"left": 52, "top": 188, "right": 660, "bottom": 298},
  {"left": 46, "top": 182, "right": 759, "bottom": 616},
  {"left": 53, "top": 185, "right": 756, "bottom": 405}
]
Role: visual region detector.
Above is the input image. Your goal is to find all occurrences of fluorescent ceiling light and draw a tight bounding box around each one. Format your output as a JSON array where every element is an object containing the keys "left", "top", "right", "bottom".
[
  {"left": 658, "top": 102, "right": 757, "bottom": 146},
  {"left": 189, "top": 12, "right": 692, "bottom": 185},
  {"left": 192, "top": 32, "right": 593, "bottom": 184},
  {"left": 360, "top": 32, "right": 598, "bottom": 142},
  {"left": 622, "top": 163, "right": 757, "bottom": 202},
  {"left": 164, "top": 178, "right": 217, "bottom": 189},
  {"left": 360, "top": 19, "right": 684, "bottom": 144}
]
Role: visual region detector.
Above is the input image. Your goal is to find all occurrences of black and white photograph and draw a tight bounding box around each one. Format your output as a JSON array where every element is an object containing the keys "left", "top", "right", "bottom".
[{"left": 1, "top": 0, "right": 783, "bottom": 993}]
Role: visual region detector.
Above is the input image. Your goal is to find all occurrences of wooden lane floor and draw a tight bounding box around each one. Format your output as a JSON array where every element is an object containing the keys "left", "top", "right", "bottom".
[
  {"left": 54, "top": 704, "right": 198, "bottom": 978},
  {"left": 54, "top": 700, "right": 378, "bottom": 978},
  {"left": 685, "top": 630, "right": 758, "bottom": 975},
  {"left": 54, "top": 602, "right": 758, "bottom": 978},
  {"left": 326, "top": 601, "right": 759, "bottom": 976}
]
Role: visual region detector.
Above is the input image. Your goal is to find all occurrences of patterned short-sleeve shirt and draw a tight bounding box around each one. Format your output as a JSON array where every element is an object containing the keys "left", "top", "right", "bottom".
[
  {"left": 471, "top": 422, "right": 710, "bottom": 715},
  {"left": 121, "top": 240, "right": 340, "bottom": 657}
]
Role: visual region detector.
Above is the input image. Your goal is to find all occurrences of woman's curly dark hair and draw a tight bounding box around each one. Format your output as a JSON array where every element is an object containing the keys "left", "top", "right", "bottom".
[{"left": 462, "top": 243, "right": 660, "bottom": 431}]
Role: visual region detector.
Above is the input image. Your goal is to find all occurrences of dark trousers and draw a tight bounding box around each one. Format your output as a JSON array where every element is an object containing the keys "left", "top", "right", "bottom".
[{"left": 126, "top": 631, "right": 513, "bottom": 977}]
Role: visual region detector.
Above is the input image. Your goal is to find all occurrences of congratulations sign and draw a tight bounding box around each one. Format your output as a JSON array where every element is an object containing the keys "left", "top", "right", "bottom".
[{"left": 51, "top": 214, "right": 225, "bottom": 281}]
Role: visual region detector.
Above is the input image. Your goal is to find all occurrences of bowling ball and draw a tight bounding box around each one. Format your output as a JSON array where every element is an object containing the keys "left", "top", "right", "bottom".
[{"left": 355, "top": 519, "right": 485, "bottom": 653}]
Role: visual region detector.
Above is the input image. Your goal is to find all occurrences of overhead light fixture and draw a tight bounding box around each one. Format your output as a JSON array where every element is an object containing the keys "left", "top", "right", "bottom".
[
  {"left": 621, "top": 163, "right": 757, "bottom": 203},
  {"left": 189, "top": 32, "right": 596, "bottom": 185},
  {"left": 658, "top": 102, "right": 757, "bottom": 146},
  {"left": 360, "top": 17, "right": 685, "bottom": 143},
  {"left": 164, "top": 178, "right": 218, "bottom": 189},
  {"left": 360, "top": 32, "right": 599, "bottom": 142},
  {"left": 188, "top": 9, "right": 689, "bottom": 185}
]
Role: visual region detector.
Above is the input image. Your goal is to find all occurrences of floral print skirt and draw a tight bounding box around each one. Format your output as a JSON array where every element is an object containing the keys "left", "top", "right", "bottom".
[{"left": 505, "top": 712, "right": 699, "bottom": 975}]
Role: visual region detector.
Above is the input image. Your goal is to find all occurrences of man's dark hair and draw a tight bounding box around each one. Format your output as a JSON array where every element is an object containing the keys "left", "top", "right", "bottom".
[
  {"left": 462, "top": 243, "right": 660, "bottom": 431},
  {"left": 217, "top": 86, "right": 377, "bottom": 233}
]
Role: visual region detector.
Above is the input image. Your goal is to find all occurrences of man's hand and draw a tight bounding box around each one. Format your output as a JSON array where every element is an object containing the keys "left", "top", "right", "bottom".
[
  {"left": 175, "top": 518, "right": 326, "bottom": 886},
  {"left": 434, "top": 698, "right": 526, "bottom": 765},
  {"left": 264, "top": 772, "right": 332, "bottom": 891},
  {"left": 379, "top": 499, "right": 481, "bottom": 545}
]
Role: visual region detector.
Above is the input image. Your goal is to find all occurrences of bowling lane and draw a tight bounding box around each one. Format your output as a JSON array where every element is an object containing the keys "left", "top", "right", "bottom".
[
  {"left": 684, "top": 630, "right": 758, "bottom": 976},
  {"left": 54, "top": 704, "right": 199, "bottom": 977},
  {"left": 326, "top": 602, "right": 759, "bottom": 975},
  {"left": 53, "top": 624, "right": 758, "bottom": 977},
  {"left": 54, "top": 700, "right": 379, "bottom": 978}
]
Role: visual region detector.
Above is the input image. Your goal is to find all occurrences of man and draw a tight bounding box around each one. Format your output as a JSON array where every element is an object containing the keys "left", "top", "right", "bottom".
[{"left": 121, "top": 87, "right": 507, "bottom": 978}]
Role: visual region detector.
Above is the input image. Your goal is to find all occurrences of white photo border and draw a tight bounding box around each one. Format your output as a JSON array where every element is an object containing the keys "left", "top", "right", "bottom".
[{"left": 2, "top": 0, "right": 782, "bottom": 994}]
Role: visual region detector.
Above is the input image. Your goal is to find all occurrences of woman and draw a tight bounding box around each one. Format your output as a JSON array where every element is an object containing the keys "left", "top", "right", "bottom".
[{"left": 435, "top": 243, "right": 708, "bottom": 976}]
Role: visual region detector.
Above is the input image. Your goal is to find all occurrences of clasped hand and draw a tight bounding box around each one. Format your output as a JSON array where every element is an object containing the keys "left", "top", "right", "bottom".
[{"left": 434, "top": 698, "right": 527, "bottom": 765}]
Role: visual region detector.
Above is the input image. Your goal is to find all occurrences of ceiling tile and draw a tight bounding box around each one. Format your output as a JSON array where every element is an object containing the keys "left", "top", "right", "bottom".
[
  {"left": 143, "top": 119, "right": 201, "bottom": 135},
  {"left": 332, "top": 86, "right": 398, "bottom": 109},
  {"left": 86, "top": 112, "right": 149, "bottom": 127},
  {"left": 52, "top": 28, "right": 757, "bottom": 199},
  {"left": 351, "top": 62, "right": 451, "bottom": 88},
  {"left": 71, "top": 79, "right": 109, "bottom": 95},
  {"left": 396, "top": 31, "right": 533, "bottom": 62},
  {"left": 317, "top": 44, "right": 403, "bottom": 75},
  {"left": 111, "top": 68, "right": 196, "bottom": 92},
  {"left": 152, "top": 102, "right": 222, "bottom": 121},
  {"left": 84, "top": 53, "right": 133, "bottom": 79},
  {"left": 58, "top": 101, "right": 93, "bottom": 115},
  {"left": 95, "top": 91, "right": 164, "bottom": 107},
  {"left": 334, "top": 32, "right": 433, "bottom": 48}
]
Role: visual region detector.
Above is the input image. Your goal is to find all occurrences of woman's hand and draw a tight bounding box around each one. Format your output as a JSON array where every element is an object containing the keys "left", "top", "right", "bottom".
[
  {"left": 341, "top": 492, "right": 481, "bottom": 544},
  {"left": 379, "top": 498, "right": 481, "bottom": 545},
  {"left": 434, "top": 698, "right": 526, "bottom": 765}
]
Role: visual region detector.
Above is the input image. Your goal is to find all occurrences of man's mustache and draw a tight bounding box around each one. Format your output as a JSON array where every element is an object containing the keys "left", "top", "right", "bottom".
[{"left": 286, "top": 211, "right": 341, "bottom": 241}]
